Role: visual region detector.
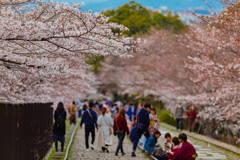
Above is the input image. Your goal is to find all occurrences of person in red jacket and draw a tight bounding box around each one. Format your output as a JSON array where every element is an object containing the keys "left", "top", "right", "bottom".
[
  {"left": 167, "top": 133, "right": 197, "bottom": 160},
  {"left": 167, "top": 137, "right": 180, "bottom": 160},
  {"left": 113, "top": 108, "right": 130, "bottom": 156},
  {"left": 185, "top": 106, "right": 197, "bottom": 133}
]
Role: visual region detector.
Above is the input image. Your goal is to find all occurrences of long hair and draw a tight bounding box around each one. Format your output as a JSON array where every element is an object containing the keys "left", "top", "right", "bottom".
[
  {"left": 190, "top": 106, "right": 196, "bottom": 113},
  {"left": 153, "top": 130, "right": 161, "bottom": 143},
  {"left": 115, "top": 108, "right": 126, "bottom": 122},
  {"left": 57, "top": 102, "right": 64, "bottom": 110},
  {"left": 101, "top": 107, "right": 107, "bottom": 116}
]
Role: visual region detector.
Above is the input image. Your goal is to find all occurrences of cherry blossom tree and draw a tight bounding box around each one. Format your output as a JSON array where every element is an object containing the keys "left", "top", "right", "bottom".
[{"left": 0, "top": 0, "right": 142, "bottom": 102}]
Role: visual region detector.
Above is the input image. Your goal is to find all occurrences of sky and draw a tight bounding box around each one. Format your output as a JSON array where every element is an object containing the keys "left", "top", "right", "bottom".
[{"left": 46, "top": 0, "right": 223, "bottom": 13}]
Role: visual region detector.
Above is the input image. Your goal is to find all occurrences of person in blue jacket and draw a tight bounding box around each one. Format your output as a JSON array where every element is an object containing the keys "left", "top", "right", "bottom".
[
  {"left": 132, "top": 102, "right": 151, "bottom": 157},
  {"left": 144, "top": 130, "right": 161, "bottom": 155},
  {"left": 127, "top": 102, "right": 137, "bottom": 122}
]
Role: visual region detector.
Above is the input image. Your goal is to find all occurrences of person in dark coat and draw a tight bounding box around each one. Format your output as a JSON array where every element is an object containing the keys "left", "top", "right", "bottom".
[
  {"left": 132, "top": 102, "right": 151, "bottom": 157},
  {"left": 53, "top": 102, "right": 66, "bottom": 152}
]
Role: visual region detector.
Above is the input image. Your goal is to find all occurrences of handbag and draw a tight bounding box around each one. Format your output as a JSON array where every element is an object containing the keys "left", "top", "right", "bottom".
[{"left": 103, "top": 115, "right": 113, "bottom": 135}]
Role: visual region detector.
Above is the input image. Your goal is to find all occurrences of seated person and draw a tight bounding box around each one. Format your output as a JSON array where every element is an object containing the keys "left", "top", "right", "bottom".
[
  {"left": 167, "top": 137, "right": 180, "bottom": 159},
  {"left": 167, "top": 133, "right": 197, "bottom": 160},
  {"left": 144, "top": 131, "right": 165, "bottom": 157},
  {"left": 164, "top": 132, "right": 173, "bottom": 150},
  {"left": 130, "top": 125, "right": 137, "bottom": 143}
]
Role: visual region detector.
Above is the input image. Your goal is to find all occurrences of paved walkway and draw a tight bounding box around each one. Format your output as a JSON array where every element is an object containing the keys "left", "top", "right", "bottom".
[
  {"left": 68, "top": 125, "right": 233, "bottom": 160},
  {"left": 68, "top": 127, "right": 147, "bottom": 160}
]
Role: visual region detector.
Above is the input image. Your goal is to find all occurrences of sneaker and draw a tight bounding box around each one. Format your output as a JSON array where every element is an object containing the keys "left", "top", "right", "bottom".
[
  {"left": 122, "top": 152, "right": 126, "bottom": 156},
  {"left": 86, "top": 149, "right": 89, "bottom": 151},
  {"left": 115, "top": 153, "right": 119, "bottom": 156},
  {"left": 90, "top": 144, "right": 95, "bottom": 150},
  {"left": 131, "top": 152, "right": 136, "bottom": 157}
]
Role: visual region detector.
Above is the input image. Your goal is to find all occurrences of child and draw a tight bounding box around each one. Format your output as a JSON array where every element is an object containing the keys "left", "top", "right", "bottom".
[{"left": 164, "top": 132, "right": 173, "bottom": 150}]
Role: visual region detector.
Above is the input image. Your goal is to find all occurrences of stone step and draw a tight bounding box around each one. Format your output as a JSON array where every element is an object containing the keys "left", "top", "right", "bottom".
[
  {"left": 52, "top": 156, "right": 63, "bottom": 159},
  {"left": 54, "top": 152, "right": 63, "bottom": 156}
]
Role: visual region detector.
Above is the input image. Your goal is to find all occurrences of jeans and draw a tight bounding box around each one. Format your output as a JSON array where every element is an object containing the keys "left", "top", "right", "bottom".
[
  {"left": 85, "top": 124, "right": 95, "bottom": 149},
  {"left": 176, "top": 118, "right": 183, "bottom": 130},
  {"left": 115, "top": 132, "right": 125, "bottom": 154},
  {"left": 133, "top": 128, "right": 150, "bottom": 151}
]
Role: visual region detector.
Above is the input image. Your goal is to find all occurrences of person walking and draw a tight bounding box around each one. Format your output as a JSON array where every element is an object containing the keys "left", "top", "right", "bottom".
[
  {"left": 81, "top": 99, "right": 89, "bottom": 115},
  {"left": 52, "top": 102, "right": 66, "bottom": 152},
  {"left": 174, "top": 102, "right": 184, "bottom": 131},
  {"left": 132, "top": 102, "right": 151, "bottom": 157},
  {"left": 70, "top": 101, "right": 77, "bottom": 124},
  {"left": 113, "top": 108, "right": 130, "bottom": 156},
  {"left": 77, "top": 100, "right": 82, "bottom": 117},
  {"left": 111, "top": 103, "right": 119, "bottom": 119},
  {"left": 186, "top": 106, "right": 197, "bottom": 133},
  {"left": 148, "top": 108, "right": 160, "bottom": 136},
  {"left": 127, "top": 102, "right": 137, "bottom": 122},
  {"left": 97, "top": 107, "right": 113, "bottom": 153},
  {"left": 80, "top": 101, "right": 98, "bottom": 151}
]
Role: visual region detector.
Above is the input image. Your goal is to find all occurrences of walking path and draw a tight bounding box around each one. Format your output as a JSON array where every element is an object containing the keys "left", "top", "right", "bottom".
[
  {"left": 68, "top": 127, "right": 146, "bottom": 160},
  {"left": 68, "top": 124, "right": 235, "bottom": 160}
]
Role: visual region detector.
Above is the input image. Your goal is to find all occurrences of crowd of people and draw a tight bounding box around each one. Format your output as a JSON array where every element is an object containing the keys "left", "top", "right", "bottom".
[{"left": 52, "top": 100, "right": 198, "bottom": 160}]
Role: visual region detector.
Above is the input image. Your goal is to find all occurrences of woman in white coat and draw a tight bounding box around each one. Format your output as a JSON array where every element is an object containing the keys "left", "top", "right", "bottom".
[{"left": 97, "top": 107, "right": 113, "bottom": 153}]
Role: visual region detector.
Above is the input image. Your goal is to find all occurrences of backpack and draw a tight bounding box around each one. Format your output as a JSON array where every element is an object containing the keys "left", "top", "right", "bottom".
[
  {"left": 82, "top": 104, "right": 88, "bottom": 111},
  {"left": 56, "top": 110, "right": 65, "bottom": 128}
]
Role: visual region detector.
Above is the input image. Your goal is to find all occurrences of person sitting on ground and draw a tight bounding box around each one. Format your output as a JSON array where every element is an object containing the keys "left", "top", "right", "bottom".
[
  {"left": 167, "top": 133, "right": 197, "bottom": 160},
  {"left": 164, "top": 132, "right": 173, "bottom": 150},
  {"left": 144, "top": 131, "right": 165, "bottom": 159},
  {"left": 167, "top": 137, "right": 180, "bottom": 160}
]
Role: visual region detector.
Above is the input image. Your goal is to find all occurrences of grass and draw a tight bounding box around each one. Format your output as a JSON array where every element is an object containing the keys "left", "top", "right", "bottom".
[
  {"left": 47, "top": 119, "right": 72, "bottom": 160},
  {"left": 67, "top": 126, "right": 80, "bottom": 159}
]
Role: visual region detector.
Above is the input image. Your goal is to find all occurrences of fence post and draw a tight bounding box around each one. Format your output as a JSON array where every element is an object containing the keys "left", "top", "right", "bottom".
[{"left": 0, "top": 102, "right": 6, "bottom": 160}]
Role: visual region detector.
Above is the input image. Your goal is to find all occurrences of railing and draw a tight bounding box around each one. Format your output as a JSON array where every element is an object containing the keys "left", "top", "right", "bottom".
[{"left": 0, "top": 102, "right": 53, "bottom": 160}]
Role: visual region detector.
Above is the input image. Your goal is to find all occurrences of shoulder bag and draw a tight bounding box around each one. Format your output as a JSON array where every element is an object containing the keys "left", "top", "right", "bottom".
[{"left": 103, "top": 115, "right": 113, "bottom": 135}]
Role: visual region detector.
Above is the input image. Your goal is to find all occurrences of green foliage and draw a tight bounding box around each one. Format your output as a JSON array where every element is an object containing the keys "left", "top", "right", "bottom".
[
  {"left": 104, "top": 1, "right": 187, "bottom": 36},
  {"left": 151, "top": 11, "right": 187, "bottom": 31},
  {"left": 86, "top": 55, "right": 104, "bottom": 73},
  {"left": 104, "top": 1, "right": 151, "bottom": 36},
  {"left": 158, "top": 110, "right": 176, "bottom": 126}
]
